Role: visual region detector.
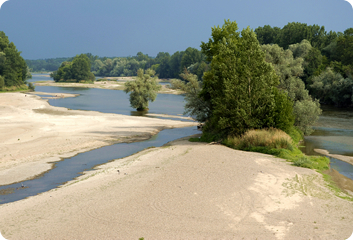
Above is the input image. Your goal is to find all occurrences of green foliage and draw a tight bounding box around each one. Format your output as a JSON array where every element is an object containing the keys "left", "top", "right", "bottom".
[
  {"left": 303, "top": 47, "right": 323, "bottom": 83},
  {"left": 124, "top": 68, "right": 161, "bottom": 111},
  {"left": 261, "top": 43, "right": 322, "bottom": 135},
  {"left": 286, "top": 126, "right": 303, "bottom": 145},
  {"left": 336, "top": 28, "right": 353, "bottom": 65},
  {"left": 223, "top": 128, "right": 294, "bottom": 151},
  {"left": 293, "top": 99, "right": 321, "bottom": 135},
  {"left": 200, "top": 20, "right": 284, "bottom": 136},
  {"left": 289, "top": 39, "right": 312, "bottom": 59},
  {"left": 51, "top": 54, "right": 95, "bottom": 82},
  {"left": 0, "top": 75, "right": 4, "bottom": 89},
  {"left": 223, "top": 128, "right": 330, "bottom": 171},
  {"left": 0, "top": 31, "right": 28, "bottom": 88},
  {"left": 27, "top": 82, "right": 35, "bottom": 91},
  {"left": 310, "top": 68, "right": 353, "bottom": 106},
  {"left": 25, "top": 57, "right": 70, "bottom": 72},
  {"left": 255, "top": 25, "right": 281, "bottom": 45},
  {"left": 170, "top": 70, "right": 210, "bottom": 122},
  {"left": 271, "top": 88, "right": 295, "bottom": 133},
  {"left": 180, "top": 47, "right": 204, "bottom": 73}
]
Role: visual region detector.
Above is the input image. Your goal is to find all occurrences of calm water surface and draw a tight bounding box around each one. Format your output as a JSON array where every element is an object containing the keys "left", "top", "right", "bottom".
[
  {"left": 0, "top": 74, "right": 195, "bottom": 204},
  {"left": 0, "top": 127, "right": 199, "bottom": 204},
  {"left": 300, "top": 105, "right": 353, "bottom": 180}
]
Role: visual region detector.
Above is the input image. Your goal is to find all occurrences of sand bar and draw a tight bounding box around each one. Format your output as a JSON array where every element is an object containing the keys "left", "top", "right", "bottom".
[
  {"left": 0, "top": 138, "right": 352, "bottom": 239},
  {"left": 35, "top": 80, "right": 181, "bottom": 94},
  {"left": 0, "top": 92, "right": 353, "bottom": 239},
  {"left": 0, "top": 92, "right": 197, "bottom": 185}
]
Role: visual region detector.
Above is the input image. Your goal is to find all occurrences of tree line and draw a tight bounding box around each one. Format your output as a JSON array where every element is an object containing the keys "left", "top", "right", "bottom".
[
  {"left": 26, "top": 48, "right": 208, "bottom": 80},
  {"left": 27, "top": 21, "right": 353, "bottom": 108}
]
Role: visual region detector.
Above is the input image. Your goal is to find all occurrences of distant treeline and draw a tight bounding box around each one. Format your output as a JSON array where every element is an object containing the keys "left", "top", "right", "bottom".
[
  {"left": 26, "top": 48, "right": 207, "bottom": 80},
  {"left": 26, "top": 22, "right": 353, "bottom": 106},
  {"left": 26, "top": 57, "right": 70, "bottom": 72}
]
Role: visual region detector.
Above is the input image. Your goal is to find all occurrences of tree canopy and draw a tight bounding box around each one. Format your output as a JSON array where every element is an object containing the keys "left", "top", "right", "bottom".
[
  {"left": 200, "top": 20, "right": 293, "bottom": 136},
  {"left": 124, "top": 68, "right": 161, "bottom": 111},
  {"left": 50, "top": 54, "right": 95, "bottom": 82},
  {"left": 0, "top": 31, "right": 29, "bottom": 90}
]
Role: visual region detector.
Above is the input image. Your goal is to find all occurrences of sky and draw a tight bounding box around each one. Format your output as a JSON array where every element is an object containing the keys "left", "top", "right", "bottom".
[{"left": 0, "top": 0, "right": 352, "bottom": 60}]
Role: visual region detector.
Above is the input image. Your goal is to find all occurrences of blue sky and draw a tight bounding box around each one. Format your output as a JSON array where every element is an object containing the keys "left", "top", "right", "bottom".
[{"left": 0, "top": 0, "right": 352, "bottom": 59}]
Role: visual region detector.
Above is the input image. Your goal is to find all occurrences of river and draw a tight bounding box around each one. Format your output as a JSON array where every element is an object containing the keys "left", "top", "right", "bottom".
[
  {"left": 2, "top": 74, "right": 351, "bottom": 204},
  {"left": 30, "top": 74, "right": 353, "bottom": 181},
  {"left": 300, "top": 105, "right": 353, "bottom": 181},
  {"left": 0, "top": 74, "right": 196, "bottom": 204}
]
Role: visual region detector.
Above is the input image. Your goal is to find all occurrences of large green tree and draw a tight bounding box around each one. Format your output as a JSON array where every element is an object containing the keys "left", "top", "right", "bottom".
[
  {"left": 261, "top": 43, "right": 321, "bottom": 134},
  {"left": 200, "top": 20, "right": 291, "bottom": 136},
  {"left": 0, "top": 31, "right": 28, "bottom": 89},
  {"left": 51, "top": 54, "right": 95, "bottom": 82},
  {"left": 170, "top": 70, "right": 210, "bottom": 122},
  {"left": 124, "top": 68, "right": 161, "bottom": 111}
]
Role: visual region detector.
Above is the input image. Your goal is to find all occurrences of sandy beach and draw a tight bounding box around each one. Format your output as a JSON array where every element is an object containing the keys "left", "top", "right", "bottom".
[{"left": 0, "top": 92, "right": 352, "bottom": 239}]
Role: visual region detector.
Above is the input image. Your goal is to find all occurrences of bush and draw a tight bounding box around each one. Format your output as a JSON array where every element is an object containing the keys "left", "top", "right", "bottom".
[
  {"left": 271, "top": 88, "right": 295, "bottom": 133},
  {"left": 0, "top": 76, "right": 4, "bottom": 89},
  {"left": 293, "top": 99, "right": 322, "bottom": 135},
  {"left": 28, "top": 82, "right": 35, "bottom": 91},
  {"left": 223, "top": 128, "right": 294, "bottom": 151}
]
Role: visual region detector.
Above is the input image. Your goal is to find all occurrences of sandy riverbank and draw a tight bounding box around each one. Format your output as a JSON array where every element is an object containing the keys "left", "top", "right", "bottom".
[
  {"left": 35, "top": 78, "right": 182, "bottom": 94},
  {"left": 0, "top": 92, "right": 353, "bottom": 239},
  {"left": 0, "top": 92, "right": 196, "bottom": 185},
  {"left": 0, "top": 137, "right": 352, "bottom": 239}
]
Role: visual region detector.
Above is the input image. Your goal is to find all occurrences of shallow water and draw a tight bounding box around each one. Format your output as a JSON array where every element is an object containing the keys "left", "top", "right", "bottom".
[
  {"left": 0, "top": 126, "right": 199, "bottom": 204},
  {"left": 301, "top": 106, "right": 353, "bottom": 180},
  {"left": 0, "top": 75, "right": 196, "bottom": 204}
]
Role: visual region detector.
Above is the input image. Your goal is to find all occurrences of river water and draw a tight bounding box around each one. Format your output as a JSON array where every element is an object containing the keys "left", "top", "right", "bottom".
[
  {"left": 0, "top": 74, "right": 197, "bottom": 204},
  {"left": 300, "top": 105, "right": 353, "bottom": 181}
]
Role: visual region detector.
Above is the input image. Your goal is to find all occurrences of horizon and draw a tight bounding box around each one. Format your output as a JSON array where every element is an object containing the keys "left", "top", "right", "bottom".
[{"left": 0, "top": 0, "right": 352, "bottom": 60}]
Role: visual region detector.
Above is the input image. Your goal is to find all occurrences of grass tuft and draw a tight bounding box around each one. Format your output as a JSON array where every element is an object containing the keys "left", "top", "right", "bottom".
[{"left": 223, "top": 128, "right": 293, "bottom": 151}]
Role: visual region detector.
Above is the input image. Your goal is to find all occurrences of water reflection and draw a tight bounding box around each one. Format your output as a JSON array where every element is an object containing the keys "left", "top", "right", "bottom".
[
  {"left": 35, "top": 86, "right": 187, "bottom": 119},
  {"left": 301, "top": 106, "right": 353, "bottom": 181}
]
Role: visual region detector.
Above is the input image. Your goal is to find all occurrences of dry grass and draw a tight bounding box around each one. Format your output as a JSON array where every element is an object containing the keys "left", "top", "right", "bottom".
[{"left": 225, "top": 128, "right": 293, "bottom": 150}]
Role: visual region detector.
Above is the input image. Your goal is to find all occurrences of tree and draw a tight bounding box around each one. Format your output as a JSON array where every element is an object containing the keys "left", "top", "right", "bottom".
[
  {"left": 200, "top": 20, "right": 288, "bottom": 136},
  {"left": 124, "top": 68, "right": 161, "bottom": 111},
  {"left": 261, "top": 43, "right": 322, "bottom": 134},
  {"left": 0, "top": 31, "right": 28, "bottom": 88},
  {"left": 180, "top": 47, "right": 203, "bottom": 72},
  {"left": 289, "top": 39, "right": 312, "bottom": 59},
  {"left": 255, "top": 25, "right": 281, "bottom": 45},
  {"left": 71, "top": 54, "right": 94, "bottom": 81},
  {"left": 336, "top": 28, "right": 353, "bottom": 66},
  {"left": 170, "top": 70, "right": 210, "bottom": 122},
  {"left": 310, "top": 68, "right": 353, "bottom": 107},
  {"left": 51, "top": 54, "right": 94, "bottom": 82}
]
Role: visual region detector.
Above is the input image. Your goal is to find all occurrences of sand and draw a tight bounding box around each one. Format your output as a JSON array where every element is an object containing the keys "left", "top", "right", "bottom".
[
  {"left": 0, "top": 92, "right": 352, "bottom": 239},
  {"left": 0, "top": 92, "right": 196, "bottom": 185},
  {"left": 35, "top": 79, "right": 181, "bottom": 94}
]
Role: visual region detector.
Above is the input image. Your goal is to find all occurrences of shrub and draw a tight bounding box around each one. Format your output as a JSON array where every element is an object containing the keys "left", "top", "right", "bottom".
[
  {"left": 28, "top": 82, "right": 35, "bottom": 91},
  {"left": 293, "top": 99, "right": 322, "bottom": 135},
  {"left": 223, "top": 128, "right": 293, "bottom": 151}
]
